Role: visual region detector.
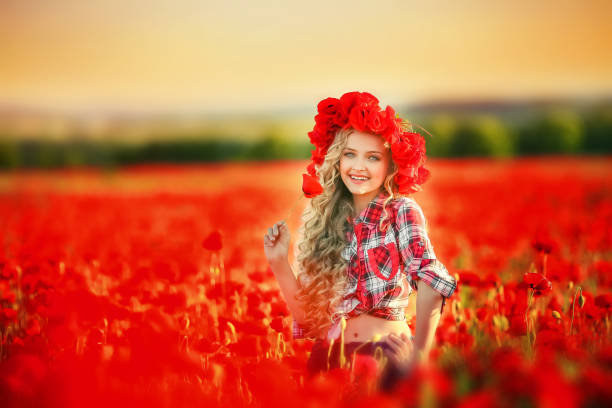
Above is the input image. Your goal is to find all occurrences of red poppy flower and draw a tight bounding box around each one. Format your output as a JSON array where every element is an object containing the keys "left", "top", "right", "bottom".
[
  {"left": 508, "top": 314, "right": 527, "bottom": 336},
  {"left": 25, "top": 318, "right": 41, "bottom": 336},
  {"left": 480, "top": 272, "right": 501, "bottom": 289},
  {"left": 476, "top": 307, "right": 489, "bottom": 322},
  {"left": 415, "top": 166, "right": 431, "bottom": 184},
  {"left": 523, "top": 272, "right": 552, "bottom": 297},
  {"left": 302, "top": 174, "right": 323, "bottom": 198},
  {"left": 202, "top": 231, "right": 223, "bottom": 251},
  {"left": 270, "top": 301, "right": 290, "bottom": 317},
  {"left": 366, "top": 109, "right": 387, "bottom": 134},
  {"left": 351, "top": 354, "right": 379, "bottom": 382},
  {"left": 270, "top": 316, "right": 284, "bottom": 333},
  {"left": 339, "top": 91, "right": 378, "bottom": 118},
  {"left": 348, "top": 105, "right": 370, "bottom": 132},
  {"left": 535, "top": 282, "right": 553, "bottom": 297},
  {"left": 1, "top": 307, "right": 18, "bottom": 324},
  {"left": 309, "top": 146, "right": 327, "bottom": 165},
  {"left": 306, "top": 162, "right": 317, "bottom": 177},
  {"left": 0, "top": 281, "right": 16, "bottom": 303},
  {"left": 395, "top": 166, "right": 430, "bottom": 195},
  {"left": 194, "top": 338, "right": 219, "bottom": 354},
  {"left": 314, "top": 113, "right": 337, "bottom": 135},
  {"left": 316, "top": 97, "right": 340, "bottom": 117},
  {"left": 459, "top": 271, "right": 481, "bottom": 287},
  {"left": 247, "top": 270, "right": 268, "bottom": 283},
  {"left": 391, "top": 132, "right": 426, "bottom": 167},
  {"left": 594, "top": 293, "right": 612, "bottom": 310},
  {"left": 531, "top": 230, "right": 559, "bottom": 254},
  {"left": 0, "top": 260, "right": 18, "bottom": 280}
]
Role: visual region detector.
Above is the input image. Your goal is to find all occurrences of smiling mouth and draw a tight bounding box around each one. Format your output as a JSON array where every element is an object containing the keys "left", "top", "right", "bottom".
[{"left": 350, "top": 175, "right": 369, "bottom": 181}]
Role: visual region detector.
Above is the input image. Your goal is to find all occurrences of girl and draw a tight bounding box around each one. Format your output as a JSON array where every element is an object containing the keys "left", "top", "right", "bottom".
[{"left": 263, "top": 91, "right": 457, "bottom": 392}]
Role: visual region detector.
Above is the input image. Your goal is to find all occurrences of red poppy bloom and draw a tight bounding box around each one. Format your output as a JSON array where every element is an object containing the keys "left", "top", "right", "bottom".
[
  {"left": 351, "top": 354, "right": 379, "bottom": 382},
  {"left": 594, "top": 293, "right": 612, "bottom": 310},
  {"left": 269, "top": 316, "right": 284, "bottom": 333},
  {"left": 302, "top": 173, "right": 323, "bottom": 198},
  {"left": 459, "top": 271, "right": 481, "bottom": 287},
  {"left": 531, "top": 230, "right": 559, "bottom": 254},
  {"left": 25, "top": 318, "right": 41, "bottom": 336},
  {"left": 523, "top": 272, "right": 552, "bottom": 297},
  {"left": 202, "top": 231, "right": 223, "bottom": 251}
]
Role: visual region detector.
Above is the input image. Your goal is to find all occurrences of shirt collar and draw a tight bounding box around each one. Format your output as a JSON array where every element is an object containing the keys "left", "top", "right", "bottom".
[{"left": 348, "top": 191, "right": 390, "bottom": 229}]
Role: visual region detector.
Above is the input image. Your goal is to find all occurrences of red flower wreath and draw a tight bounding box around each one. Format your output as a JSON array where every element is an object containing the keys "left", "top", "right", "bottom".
[{"left": 303, "top": 91, "right": 430, "bottom": 196}]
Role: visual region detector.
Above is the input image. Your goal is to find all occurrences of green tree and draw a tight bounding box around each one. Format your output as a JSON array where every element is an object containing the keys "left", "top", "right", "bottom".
[
  {"left": 244, "top": 126, "right": 293, "bottom": 160},
  {"left": 517, "top": 108, "right": 583, "bottom": 154},
  {"left": 583, "top": 107, "right": 612, "bottom": 153},
  {"left": 0, "top": 136, "right": 20, "bottom": 169},
  {"left": 422, "top": 114, "right": 457, "bottom": 157},
  {"left": 451, "top": 115, "right": 514, "bottom": 157}
]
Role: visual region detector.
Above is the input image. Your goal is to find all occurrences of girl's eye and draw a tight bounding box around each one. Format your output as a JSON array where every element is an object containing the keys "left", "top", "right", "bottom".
[{"left": 343, "top": 152, "right": 380, "bottom": 161}]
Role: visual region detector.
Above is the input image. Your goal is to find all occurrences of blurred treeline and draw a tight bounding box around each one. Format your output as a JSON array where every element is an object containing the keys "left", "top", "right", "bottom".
[{"left": 0, "top": 103, "right": 610, "bottom": 170}]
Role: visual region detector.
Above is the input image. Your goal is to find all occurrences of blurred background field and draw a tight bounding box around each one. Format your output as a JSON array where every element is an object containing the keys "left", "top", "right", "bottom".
[{"left": 1, "top": 157, "right": 611, "bottom": 407}]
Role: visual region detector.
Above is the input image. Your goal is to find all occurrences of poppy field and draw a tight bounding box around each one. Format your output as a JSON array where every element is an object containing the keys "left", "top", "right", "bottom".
[{"left": 0, "top": 157, "right": 611, "bottom": 407}]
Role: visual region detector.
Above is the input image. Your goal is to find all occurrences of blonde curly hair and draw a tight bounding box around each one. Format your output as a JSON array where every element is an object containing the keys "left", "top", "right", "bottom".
[{"left": 294, "top": 128, "right": 402, "bottom": 339}]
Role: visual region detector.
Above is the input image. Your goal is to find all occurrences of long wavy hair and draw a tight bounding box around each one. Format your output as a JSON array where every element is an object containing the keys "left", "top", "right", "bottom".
[{"left": 294, "top": 128, "right": 402, "bottom": 339}]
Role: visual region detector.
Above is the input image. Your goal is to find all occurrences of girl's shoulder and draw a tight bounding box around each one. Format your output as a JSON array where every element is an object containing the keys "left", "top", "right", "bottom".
[
  {"left": 385, "top": 195, "right": 426, "bottom": 226},
  {"left": 385, "top": 195, "right": 421, "bottom": 213}
]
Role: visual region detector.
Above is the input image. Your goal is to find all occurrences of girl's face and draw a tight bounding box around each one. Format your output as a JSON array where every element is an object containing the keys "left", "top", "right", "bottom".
[{"left": 339, "top": 130, "right": 391, "bottom": 202}]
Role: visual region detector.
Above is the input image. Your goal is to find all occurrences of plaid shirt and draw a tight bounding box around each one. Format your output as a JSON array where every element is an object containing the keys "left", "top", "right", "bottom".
[{"left": 293, "top": 191, "right": 457, "bottom": 341}]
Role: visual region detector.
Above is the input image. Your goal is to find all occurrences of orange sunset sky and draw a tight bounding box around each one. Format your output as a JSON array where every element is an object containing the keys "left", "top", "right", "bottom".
[{"left": 1, "top": 0, "right": 611, "bottom": 114}]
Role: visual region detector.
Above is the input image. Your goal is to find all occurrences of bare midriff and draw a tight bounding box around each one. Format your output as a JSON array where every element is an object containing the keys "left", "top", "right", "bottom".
[{"left": 318, "top": 313, "right": 412, "bottom": 343}]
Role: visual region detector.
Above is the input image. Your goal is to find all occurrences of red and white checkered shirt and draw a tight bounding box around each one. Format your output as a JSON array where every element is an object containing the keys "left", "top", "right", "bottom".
[{"left": 293, "top": 191, "right": 457, "bottom": 341}]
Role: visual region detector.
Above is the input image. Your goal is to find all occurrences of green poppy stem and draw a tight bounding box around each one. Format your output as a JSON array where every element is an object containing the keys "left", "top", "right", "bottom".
[
  {"left": 284, "top": 193, "right": 304, "bottom": 224},
  {"left": 570, "top": 286, "right": 582, "bottom": 336}
]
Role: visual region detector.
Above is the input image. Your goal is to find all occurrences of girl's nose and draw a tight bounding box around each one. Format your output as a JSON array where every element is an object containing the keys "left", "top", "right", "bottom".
[{"left": 353, "top": 157, "right": 366, "bottom": 170}]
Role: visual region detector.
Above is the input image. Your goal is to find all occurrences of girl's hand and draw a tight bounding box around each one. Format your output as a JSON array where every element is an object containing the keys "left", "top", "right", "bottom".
[
  {"left": 263, "top": 220, "right": 291, "bottom": 264},
  {"left": 384, "top": 332, "right": 415, "bottom": 374}
]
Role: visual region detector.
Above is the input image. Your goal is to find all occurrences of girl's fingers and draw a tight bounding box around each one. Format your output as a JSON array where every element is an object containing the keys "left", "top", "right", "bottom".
[
  {"left": 400, "top": 333, "right": 413, "bottom": 348},
  {"left": 265, "top": 222, "right": 286, "bottom": 246},
  {"left": 264, "top": 234, "right": 275, "bottom": 246},
  {"left": 398, "top": 335, "right": 412, "bottom": 352},
  {"left": 385, "top": 335, "right": 401, "bottom": 353},
  {"left": 385, "top": 334, "right": 411, "bottom": 360}
]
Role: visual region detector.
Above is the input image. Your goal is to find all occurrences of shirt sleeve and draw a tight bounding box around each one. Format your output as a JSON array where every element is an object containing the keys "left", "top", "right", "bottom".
[
  {"left": 395, "top": 199, "right": 457, "bottom": 313},
  {"left": 292, "top": 318, "right": 306, "bottom": 340}
]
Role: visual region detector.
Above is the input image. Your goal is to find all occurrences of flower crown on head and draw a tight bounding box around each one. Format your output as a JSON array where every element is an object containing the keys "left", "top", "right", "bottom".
[{"left": 302, "top": 91, "right": 430, "bottom": 197}]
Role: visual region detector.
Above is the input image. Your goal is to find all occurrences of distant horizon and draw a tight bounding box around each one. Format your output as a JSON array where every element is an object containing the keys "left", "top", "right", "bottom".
[{"left": 1, "top": 90, "right": 610, "bottom": 119}]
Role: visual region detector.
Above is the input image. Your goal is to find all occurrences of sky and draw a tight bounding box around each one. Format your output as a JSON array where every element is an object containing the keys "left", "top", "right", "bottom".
[{"left": 1, "top": 0, "right": 611, "bottom": 114}]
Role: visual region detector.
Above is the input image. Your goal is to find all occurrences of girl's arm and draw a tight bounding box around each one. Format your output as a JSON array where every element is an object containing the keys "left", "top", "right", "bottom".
[
  {"left": 393, "top": 199, "right": 458, "bottom": 367},
  {"left": 412, "top": 279, "right": 444, "bottom": 365},
  {"left": 268, "top": 258, "right": 308, "bottom": 325},
  {"left": 264, "top": 221, "right": 308, "bottom": 325}
]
